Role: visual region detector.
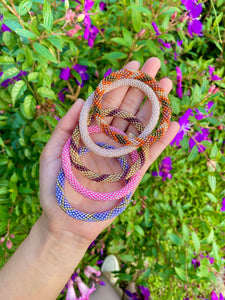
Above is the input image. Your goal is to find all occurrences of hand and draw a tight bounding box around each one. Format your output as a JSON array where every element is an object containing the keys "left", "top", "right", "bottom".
[{"left": 39, "top": 57, "right": 180, "bottom": 246}]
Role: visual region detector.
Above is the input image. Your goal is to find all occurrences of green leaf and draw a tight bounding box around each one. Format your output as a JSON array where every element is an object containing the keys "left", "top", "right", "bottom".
[
  {"left": 43, "top": 0, "right": 53, "bottom": 31},
  {"left": 47, "top": 36, "right": 63, "bottom": 51},
  {"left": 31, "top": 132, "right": 51, "bottom": 142},
  {"left": 191, "top": 84, "right": 201, "bottom": 105},
  {"left": 205, "top": 192, "right": 217, "bottom": 203},
  {"left": 208, "top": 175, "right": 216, "bottom": 192},
  {"left": 134, "top": 225, "right": 145, "bottom": 236},
  {"left": 201, "top": 140, "right": 212, "bottom": 147},
  {"left": 18, "top": 0, "right": 32, "bottom": 15},
  {"left": 191, "top": 232, "right": 200, "bottom": 254},
  {"left": 23, "top": 95, "right": 36, "bottom": 119},
  {"left": 55, "top": 103, "right": 66, "bottom": 117},
  {"left": 187, "top": 145, "right": 198, "bottom": 161},
  {"left": 15, "top": 29, "right": 36, "bottom": 39},
  {"left": 182, "top": 223, "right": 189, "bottom": 241},
  {"left": 128, "top": 5, "right": 151, "bottom": 15},
  {"left": 34, "top": 43, "right": 57, "bottom": 63},
  {"left": 161, "top": 14, "right": 170, "bottom": 31},
  {"left": 111, "top": 37, "right": 130, "bottom": 48},
  {"left": 0, "top": 137, "right": 5, "bottom": 147},
  {"left": 37, "top": 87, "right": 56, "bottom": 100},
  {"left": 212, "top": 240, "right": 220, "bottom": 261},
  {"left": 0, "top": 56, "right": 15, "bottom": 64},
  {"left": 210, "top": 144, "right": 218, "bottom": 158},
  {"left": 131, "top": 8, "right": 142, "bottom": 32},
  {"left": 122, "top": 28, "right": 133, "bottom": 47},
  {"left": 28, "top": 72, "right": 39, "bottom": 82},
  {"left": 205, "top": 117, "right": 220, "bottom": 126},
  {"left": 180, "top": 135, "right": 189, "bottom": 152},
  {"left": 161, "top": 7, "right": 180, "bottom": 15},
  {"left": 207, "top": 228, "right": 214, "bottom": 244},
  {"left": 168, "top": 233, "right": 183, "bottom": 246},
  {"left": 170, "top": 95, "right": 180, "bottom": 115},
  {"left": 25, "top": 45, "right": 34, "bottom": 66},
  {"left": 118, "top": 273, "right": 132, "bottom": 281},
  {"left": 11, "top": 80, "right": 27, "bottom": 106},
  {"left": 41, "top": 115, "right": 58, "bottom": 127},
  {"left": 102, "top": 52, "right": 127, "bottom": 60},
  {"left": 120, "top": 254, "right": 134, "bottom": 262},
  {"left": 140, "top": 268, "right": 151, "bottom": 279},
  {"left": 4, "top": 20, "right": 23, "bottom": 31},
  {"left": 197, "top": 266, "right": 209, "bottom": 278},
  {"left": 175, "top": 267, "right": 186, "bottom": 281},
  {"left": 144, "top": 207, "right": 150, "bottom": 226},
  {"left": 0, "top": 68, "right": 19, "bottom": 82},
  {"left": 71, "top": 70, "right": 82, "bottom": 85}
]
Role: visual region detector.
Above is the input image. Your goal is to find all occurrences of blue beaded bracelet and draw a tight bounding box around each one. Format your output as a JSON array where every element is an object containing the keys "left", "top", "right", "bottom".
[{"left": 56, "top": 143, "right": 133, "bottom": 222}]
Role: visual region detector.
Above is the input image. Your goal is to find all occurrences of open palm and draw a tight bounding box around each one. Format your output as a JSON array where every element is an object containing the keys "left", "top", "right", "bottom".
[{"left": 39, "top": 57, "right": 180, "bottom": 245}]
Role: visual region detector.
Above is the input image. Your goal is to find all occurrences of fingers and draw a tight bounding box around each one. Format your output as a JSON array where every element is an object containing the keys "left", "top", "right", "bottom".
[
  {"left": 140, "top": 121, "right": 180, "bottom": 177},
  {"left": 110, "top": 57, "right": 161, "bottom": 131},
  {"left": 101, "top": 60, "right": 141, "bottom": 124},
  {"left": 41, "top": 98, "right": 84, "bottom": 161},
  {"left": 126, "top": 77, "right": 173, "bottom": 136}
]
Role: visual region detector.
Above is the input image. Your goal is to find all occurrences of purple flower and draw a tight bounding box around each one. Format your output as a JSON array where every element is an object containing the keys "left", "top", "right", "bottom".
[
  {"left": 208, "top": 66, "right": 223, "bottom": 81},
  {"left": 152, "top": 157, "right": 173, "bottom": 181},
  {"left": 54, "top": 115, "right": 60, "bottom": 121},
  {"left": 84, "top": 0, "right": 94, "bottom": 11},
  {"left": 72, "top": 64, "right": 89, "bottom": 87},
  {"left": 189, "top": 128, "right": 211, "bottom": 152},
  {"left": 176, "top": 66, "right": 183, "bottom": 98},
  {"left": 221, "top": 198, "right": 225, "bottom": 212},
  {"left": 83, "top": 14, "right": 99, "bottom": 48},
  {"left": 138, "top": 285, "right": 151, "bottom": 300},
  {"left": 0, "top": 13, "right": 12, "bottom": 32},
  {"left": 182, "top": 0, "right": 203, "bottom": 37},
  {"left": 82, "top": 0, "right": 99, "bottom": 47},
  {"left": 177, "top": 40, "right": 183, "bottom": 47},
  {"left": 124, "top": 289, "right": 139, "bottom": 300},
  {"left": 99, "top": 1, "right": 106, "bottom": 11},
  {"left": 188, "top": 18, "right": 203, "bottom": 37},
  {"left": 58, "top": 88, "right": 69, "bottom": 103},
  {"left": 75, "top": 276, "right": 96, "bottom": 298},
  {"left": 195, "top": 101, "right": 214, "bottom": 120},
  {"left": 211, "top": 291, "right": 225, "bottom": 300},
  {"left": 83, "top": 14, "right": 92, "bottom": 39},
  {"left": 66, "top": 279, "right": 77, "bottom": 300},
  {"left": 104, "top": 68, "right": 112, "bottom": 78},
  {"left": 158, "top": 39, "right": 171, "bottom": 49},
  {"left": 209, "top": 257, "right": 215, "bottom": 265},
  {"left": 87, "top": 25, "right": 99, "bottom": 47},
  {"left": 96, "top": 259, "right": 104, "bottom": 265},
  {"left": 60, "top": 67, "right": 71, "bottom": 81},
  {"left": 1, "top": 24, "right": 11, "bottom": 32},
  {"left": 191, "top": 258, "right": 201, "bottom": 268},
  {"left": 174, "top": 51, "right": 178, "bottom": 61},
  {"left": 0, "top": 70, "right": 27, "bottom": 87},
  {"left": 170, "top": 109, "right": 193, "bottom": 146},
  {"left": 84, "top": 266, "right": 101, "bottom": 278},
  {"left": 151, "top": 21, "right": 160, "bottom": 36}
]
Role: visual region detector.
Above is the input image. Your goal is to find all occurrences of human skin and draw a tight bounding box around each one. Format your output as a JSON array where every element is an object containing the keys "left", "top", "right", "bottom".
[{"left": 0, "top": 57, "right": 180, "bottom": 300}]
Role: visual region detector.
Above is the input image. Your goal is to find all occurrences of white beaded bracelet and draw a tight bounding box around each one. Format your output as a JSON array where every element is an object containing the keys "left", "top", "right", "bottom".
[{"left": 79, "top": 78, "right": 160, "bottom": 157}]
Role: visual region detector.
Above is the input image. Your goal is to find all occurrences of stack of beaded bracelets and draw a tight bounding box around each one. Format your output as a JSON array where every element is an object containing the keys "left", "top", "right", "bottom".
[{"left": 56, "top": 69, "right": 172, "bottom": 222}]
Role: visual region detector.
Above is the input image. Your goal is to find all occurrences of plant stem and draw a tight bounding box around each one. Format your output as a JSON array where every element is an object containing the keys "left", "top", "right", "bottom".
[{"left": 9, "top": 0, "right": 25, "bottom": 29}]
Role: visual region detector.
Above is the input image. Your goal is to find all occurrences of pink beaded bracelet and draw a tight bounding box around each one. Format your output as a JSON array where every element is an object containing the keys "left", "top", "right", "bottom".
[{"left": 62, "top": 125, "right": 141, "bottom": 201}]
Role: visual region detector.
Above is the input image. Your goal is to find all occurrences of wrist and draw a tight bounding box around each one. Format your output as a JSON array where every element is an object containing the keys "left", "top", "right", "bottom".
[
  {"left": 38, "top": 211, "right": 91, "bottom": 250},
  {"left": 0, "top": 212, "right": 89, "bottom": 300}
]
